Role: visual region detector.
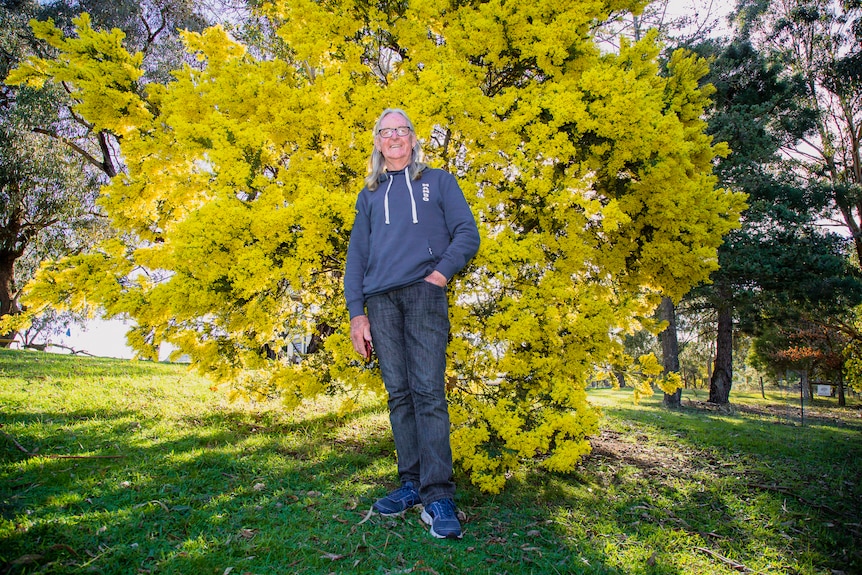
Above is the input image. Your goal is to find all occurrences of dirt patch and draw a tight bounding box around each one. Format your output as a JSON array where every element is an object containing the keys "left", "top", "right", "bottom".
[{"left": 587, "top": 429, "right": 706, "bottom": 479}]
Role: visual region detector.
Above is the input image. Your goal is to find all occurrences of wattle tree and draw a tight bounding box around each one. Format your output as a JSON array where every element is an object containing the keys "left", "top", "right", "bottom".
[{"left": 5, "top": 1, "right": 743, "bottom": 492}]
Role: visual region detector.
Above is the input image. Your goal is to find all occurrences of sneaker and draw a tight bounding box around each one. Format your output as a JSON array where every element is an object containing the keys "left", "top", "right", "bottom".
[
  {"left": 420, "top": 498, "right": 462, "bottom": 539},
  {"left": 372, "top": 481, "right": 421, "bottom": 516}
]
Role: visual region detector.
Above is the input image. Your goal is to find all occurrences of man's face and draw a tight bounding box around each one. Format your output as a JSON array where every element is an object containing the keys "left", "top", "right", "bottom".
[{"left": 376, "top": 113, "right": 416, "bottom": 171}]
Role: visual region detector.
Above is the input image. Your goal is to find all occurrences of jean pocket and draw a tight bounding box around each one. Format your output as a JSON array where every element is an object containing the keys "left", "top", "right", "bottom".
[{"left": 423, "top": 278, "right": 447, "bottom": 292}]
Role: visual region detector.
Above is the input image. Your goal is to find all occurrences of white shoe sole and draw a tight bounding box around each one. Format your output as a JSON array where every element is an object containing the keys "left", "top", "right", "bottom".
[{"left": 420, "top": 508, "right": 463, "bottom": 539}]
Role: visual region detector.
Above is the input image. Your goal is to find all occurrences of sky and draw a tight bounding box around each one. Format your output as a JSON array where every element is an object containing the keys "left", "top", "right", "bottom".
[{"left": 37, "top": 0, "right": 733, "bottom": 360}]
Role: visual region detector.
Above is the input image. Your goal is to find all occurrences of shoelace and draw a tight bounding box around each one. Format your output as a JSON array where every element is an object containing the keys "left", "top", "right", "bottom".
[{"left": 431, "top": 499, "right": 457, "bottom": 518}]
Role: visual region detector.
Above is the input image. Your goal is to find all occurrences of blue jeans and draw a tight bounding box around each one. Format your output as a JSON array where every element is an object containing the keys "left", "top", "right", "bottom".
[{"left": 366, "top": 281, "right": 455, "bottom": 505}]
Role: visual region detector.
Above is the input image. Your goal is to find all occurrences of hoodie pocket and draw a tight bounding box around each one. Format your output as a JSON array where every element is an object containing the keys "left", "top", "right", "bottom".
[{"left": 427, "top": 235, "right": 449, "bottom": 261}]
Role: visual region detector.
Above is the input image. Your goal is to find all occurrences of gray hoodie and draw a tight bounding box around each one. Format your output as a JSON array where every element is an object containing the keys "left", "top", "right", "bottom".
[{"left": 344, "top": 167, "right": 480, "bottom": 319}]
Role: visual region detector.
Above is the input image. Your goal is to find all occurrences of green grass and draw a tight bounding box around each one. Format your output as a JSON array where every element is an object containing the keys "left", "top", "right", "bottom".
[{"left": 1, "top": 348, "right": 860, "bottom": 574}]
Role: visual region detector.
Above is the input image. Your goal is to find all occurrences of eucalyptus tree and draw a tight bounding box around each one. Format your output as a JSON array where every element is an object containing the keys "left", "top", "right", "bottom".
[
  {"left": 0, "top": 0, "right": 216, "bottom": 345},
  {"left": 0, "top": 0, "right": 99, "bottom": 346},
  {"left": 735, "top": 0, "right": 862, "bottom": 262}
]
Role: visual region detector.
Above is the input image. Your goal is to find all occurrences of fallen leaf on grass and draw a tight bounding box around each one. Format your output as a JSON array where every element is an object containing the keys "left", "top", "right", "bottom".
[
  {"left": 134, "top": 500, "right": 170, "bottom": 512},
  {"left": 49, "top": 544, "right": 78, "bottom": 557},
  {"left": 12, "top": 554, "right": 43, "bottom": 565},
  {"left": 356, "top": 507, "right": 375, "bottom": 525},
  {"left": 252, "top": 483, "right": 266, "bottom": 491},
  {"left": 237, "top": 529, "right": 257, "bottom": 540},
  {"left": 320, "top": 551, "right": 345, "bottom": 560}
]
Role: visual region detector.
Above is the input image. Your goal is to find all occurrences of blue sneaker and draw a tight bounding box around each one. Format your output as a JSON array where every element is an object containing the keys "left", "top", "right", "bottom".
[
  {"left": 420, "top": 498, "right": 462, "bottom": 539},
  {"left": 372, "top": 481, "right": 421, "bottom": 516}
]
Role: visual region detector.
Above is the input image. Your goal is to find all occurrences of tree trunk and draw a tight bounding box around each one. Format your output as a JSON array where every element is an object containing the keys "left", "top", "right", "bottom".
[
  {"left": 800, "top": 370, "right": 811, "bottom": 400},
  {"left": 838, "top": 374, "right": 846, "bottom": 407},
  {"left": 659, "top": 296, "right": 682, "bottom": 408},
  {"left": 709, "top": 299, "right": 733, "bottom": 404},
  {"left": 0, "top": 251, "right": 20, "bottom": 348}
]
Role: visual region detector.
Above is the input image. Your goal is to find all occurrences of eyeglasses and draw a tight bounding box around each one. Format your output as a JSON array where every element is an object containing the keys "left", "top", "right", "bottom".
[{"left": 377, "top": 126, "right": 412, "bottom": 138}]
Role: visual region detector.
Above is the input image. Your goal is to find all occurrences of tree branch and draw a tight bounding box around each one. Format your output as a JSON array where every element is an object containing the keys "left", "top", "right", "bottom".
[{"left": 32, "top": 127, "right": 114, "bottom": 177}]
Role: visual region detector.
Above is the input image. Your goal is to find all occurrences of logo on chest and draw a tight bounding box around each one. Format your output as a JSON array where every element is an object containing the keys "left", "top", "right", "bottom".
[{"left": 422, "top": 183, "right": 430, "bottom": 202}]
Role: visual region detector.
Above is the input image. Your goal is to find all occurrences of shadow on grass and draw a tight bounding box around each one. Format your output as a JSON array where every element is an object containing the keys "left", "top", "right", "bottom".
[
  {"left": 2, "top": 402, "right": 404, "bottom": 574},
  {"left": 1, "top": 402, "right": 660, "bottom": 574},
  {"left": 2, "top": 352, "right": 861, "bottom": 574}
]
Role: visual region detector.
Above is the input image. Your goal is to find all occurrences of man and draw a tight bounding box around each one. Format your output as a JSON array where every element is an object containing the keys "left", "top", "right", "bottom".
[{"left": 344, "top": 108, "right": 480, "bottom": 539}]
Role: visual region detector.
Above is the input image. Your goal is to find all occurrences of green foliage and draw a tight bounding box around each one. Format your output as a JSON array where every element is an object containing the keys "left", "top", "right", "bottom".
[
  {"left": 0, "top": 0, "right": 219, "bottom": 348},
  {"left": 2, "top": 350, "right": 861, "bottom": 574},
  {"left": 0, "top": 2, "right": 104, "bottom": 337},
  {"left": 680, "top": 35, "right": 862, "bottom": 404},
  {"left": 5, "top": 1, "right": 744, "bottom": 490}
]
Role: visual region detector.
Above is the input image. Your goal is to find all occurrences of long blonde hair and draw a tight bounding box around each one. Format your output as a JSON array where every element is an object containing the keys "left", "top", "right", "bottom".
[{"left": 365, "top": 108, "right": 427, "bottom": 191}]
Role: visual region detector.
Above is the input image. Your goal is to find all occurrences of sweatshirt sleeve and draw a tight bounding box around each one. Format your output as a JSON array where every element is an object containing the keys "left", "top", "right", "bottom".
[
  {"left": 435, "top": 172, "right": 481, "bottom": 281},
  {"left": 344, "top": 193, "right": 370, "bottom": 318}
]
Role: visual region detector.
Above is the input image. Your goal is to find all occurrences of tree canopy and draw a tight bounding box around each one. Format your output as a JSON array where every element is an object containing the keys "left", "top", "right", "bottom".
[
  {"left": 5, "top": 0, "right": 744, "bottom": 492},
  {"left": 0, "top": 0, "right": 216, "bottom": 348}
]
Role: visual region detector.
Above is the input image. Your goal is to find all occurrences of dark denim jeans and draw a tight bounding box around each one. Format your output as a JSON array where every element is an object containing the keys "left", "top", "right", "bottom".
[{"left": 366, "top": 280, "right": 455, "bottom": 505}]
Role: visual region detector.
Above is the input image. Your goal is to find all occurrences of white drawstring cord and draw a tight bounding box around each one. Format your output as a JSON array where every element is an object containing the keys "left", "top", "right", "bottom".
[
  {"left": 383, "top": 170, "right": 419, "bottom": 225},
  {"left": 383, "top": 175, "right": 393, "bottom": 224},
  {"left": 405, "top": 170, "right": 418, "bottom": 224}
]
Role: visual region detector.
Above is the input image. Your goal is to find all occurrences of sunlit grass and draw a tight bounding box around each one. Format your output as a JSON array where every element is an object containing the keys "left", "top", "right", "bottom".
[{"left": 2, "top": 348, "right": 861, "bottom": 574}]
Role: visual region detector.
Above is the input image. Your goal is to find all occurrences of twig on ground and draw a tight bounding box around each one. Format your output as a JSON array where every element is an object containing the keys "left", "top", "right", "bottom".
[
  {"left": 44, "top": 454, "right": 125, "bottom": 460},
  {"left": 356, "top": 506, "right": 375, "bottom": 525},
  {"left": 747, "top": 483, "right": 840, "bottom": 516},
  {"left": 1, "top": 429, "right": 34, "bottom": 455},
  {"left": 1, "top": 430, "right": 124, "bottom": 460},
  {"left": 22, "top": 342, "right": 95, "bottom": 356},
  {"left": 695, "top": 546, "right": 768, "bottom": 574}
]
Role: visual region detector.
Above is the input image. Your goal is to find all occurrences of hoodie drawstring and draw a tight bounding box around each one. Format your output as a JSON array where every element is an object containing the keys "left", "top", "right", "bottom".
[
  {"left": 383, "top": 170, "right": 419, "bottom": 225},
  {"left": 383, "top": 177, "right": 393, "bottom": 225}
]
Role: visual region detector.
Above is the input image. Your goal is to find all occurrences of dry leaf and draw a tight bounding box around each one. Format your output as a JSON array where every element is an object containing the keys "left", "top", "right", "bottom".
[
  {"left": 320, "top": 551, "right": 345, "bottom": 561},
  {"left": 12, "top": 554, "right": 43, "bottom": 566}
]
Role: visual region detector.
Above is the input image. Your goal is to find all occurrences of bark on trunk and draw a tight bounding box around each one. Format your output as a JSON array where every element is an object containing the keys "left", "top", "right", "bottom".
[
  {"left": 838, "top": 374, "right": 846, "bottom": 407},
  {"left": 0, "top": 252, "right": 20, "bottom": 348},
  {"left": 800, "top": 370, "right": 811, "bottom": 400},
  {"left": 709, "top": 299, "right": 733, "bottom": 404},
  {"left": 659, "top": 296, "right": 682, "bottom": 408}
]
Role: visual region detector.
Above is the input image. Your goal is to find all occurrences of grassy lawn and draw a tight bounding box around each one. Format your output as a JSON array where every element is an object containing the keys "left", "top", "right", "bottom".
[{"left": 1, "top": 348, "right": 860, "bottom": 574}]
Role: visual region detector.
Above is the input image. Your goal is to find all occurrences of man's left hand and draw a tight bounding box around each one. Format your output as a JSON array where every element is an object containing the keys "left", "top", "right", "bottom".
[{"left": 424, "top": 270, "right": 448, "bottom": 287}]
